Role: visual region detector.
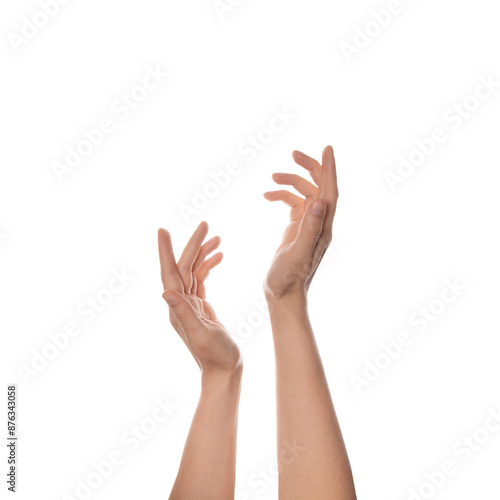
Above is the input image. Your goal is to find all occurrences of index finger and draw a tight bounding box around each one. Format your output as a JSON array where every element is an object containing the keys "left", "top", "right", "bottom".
[{"left": 158, "top": 228, "right": 184, "bottom": 292}]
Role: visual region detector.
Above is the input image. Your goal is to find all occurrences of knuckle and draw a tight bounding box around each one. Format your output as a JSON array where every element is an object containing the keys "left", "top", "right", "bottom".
[{"left": 305, "top": 225, "right": 321, "bottom": 238}]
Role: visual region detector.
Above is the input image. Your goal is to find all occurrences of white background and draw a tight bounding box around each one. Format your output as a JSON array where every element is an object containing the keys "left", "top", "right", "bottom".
[{"left": 1, "top": 0, "right": 500, "bottom": 499}]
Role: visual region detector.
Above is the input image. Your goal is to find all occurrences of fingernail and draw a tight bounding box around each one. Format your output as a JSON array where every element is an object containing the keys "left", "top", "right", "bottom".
[
  {"left": 311, "top": 200, "right": 326, "bottom": 215},
  {"left": 164, "top": 293, "right": 177, "bottom": 306}
]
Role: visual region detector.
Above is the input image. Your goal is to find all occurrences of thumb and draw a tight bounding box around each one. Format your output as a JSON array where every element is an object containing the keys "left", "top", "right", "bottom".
[
  {"left": 162, "top": 290, "right": 204, "bottom": 332},
  {"left": 294, "top": 199, "right": 326, "bottom": 258}
]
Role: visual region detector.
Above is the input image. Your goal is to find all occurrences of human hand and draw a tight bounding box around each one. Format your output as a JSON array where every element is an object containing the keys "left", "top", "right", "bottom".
[
  {"left": 158, "top": 222, "right": 242, "bottom": 377},
  {"left": 263, "top": 146, "right": 339, "bottom": 304}
]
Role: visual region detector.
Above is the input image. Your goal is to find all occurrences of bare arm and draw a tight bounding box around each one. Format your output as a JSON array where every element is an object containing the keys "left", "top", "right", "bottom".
[
  {"left": 169, "top": 368, "right": 242, "bottom": 500},
  {"left": 264, "top": 146, "right": 356, "bottom": 500},
  {"left": 158, "top": 223, "right": 243, "bottom": 500}
]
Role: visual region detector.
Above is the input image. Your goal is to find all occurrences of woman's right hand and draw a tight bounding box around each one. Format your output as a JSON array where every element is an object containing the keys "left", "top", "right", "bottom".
[
  {"left": 263, "top": 145, "right": 339, "bottom": 304},
  {"left": 158, "top": 222, "right": 242, "bottom": 377}
]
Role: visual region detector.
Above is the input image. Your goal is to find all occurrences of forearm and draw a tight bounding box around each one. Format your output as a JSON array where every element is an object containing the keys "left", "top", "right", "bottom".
[
  {"left": 268, "top": 294, "right": 356, "bottom": 500},
  {"left": 169, "top": 365, "right": 243, "bottom": 500}
]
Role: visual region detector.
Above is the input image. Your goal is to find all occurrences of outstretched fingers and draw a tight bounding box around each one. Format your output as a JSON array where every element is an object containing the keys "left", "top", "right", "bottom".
[
  {"left": 190, "top": 235, "right": 221, "bottom": 293},
  {"left": 158, "top": 228, "right": 184, "bottom": 293},
  {"left": 272, "top": 173, "right": 318, "bottom": 199},
  {"left": 309, "top": 146, "right": 339, "bottom": 267},
  {"left": 290, "top": 145, "right": 338, "bottom": 263},
  {"left": 195, "top": 252, "right": 224, "bottom": 299},
  {"left": 177, "top": 221, "right": 209, "bottom": 292}
]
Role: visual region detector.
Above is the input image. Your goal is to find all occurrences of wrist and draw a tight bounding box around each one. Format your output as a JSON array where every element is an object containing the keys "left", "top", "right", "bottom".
[
  {"left": 201, "top": 361, "right": 243, "bottom": 393},
  {"left": 265, "top": 289, "right": 308, "bottom": 312}
]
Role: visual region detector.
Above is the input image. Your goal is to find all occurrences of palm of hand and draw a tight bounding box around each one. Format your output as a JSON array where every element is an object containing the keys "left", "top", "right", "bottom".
[
  {"left": 265, "top": 179, "right": 317, "bottom": 299},
  {"left": 158, "top": 224, "right": 241, "bottom": 373},
  {"left": 169, "top": 294, "right": 239, "bottom": 371},
  {"left": 264, "top": 147, "right": 338, "bottom": 301}
]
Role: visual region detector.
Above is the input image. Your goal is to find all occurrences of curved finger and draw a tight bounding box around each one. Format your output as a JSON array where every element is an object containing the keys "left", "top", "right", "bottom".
[
  {"left": 193, "top": 236, "right": 221, "bottom": 274},
  {"left": 272, "top": 173, "right": 318, "bottom": 198},
  {"left": 177, "top": 221, "right": 209, "bottom": 292},
  {"left": 292, "top": 150, "right": 322, "bottom": 186},
  {"left": 190, "top": 235, "right": 221, "bottom": 294},
  {"left": 195, "top": 252, "right": 223, "bottom": 299},
  {"left": 264, "top": 190, "right": 305, "bottom": 222},
  {"left": 158, "top": 229, "right": 184, "bottom": 293},
  {"left": 196, "top": 252, "right": 223, "bottom": 284},
  {"left": 263, "top": 190, "right": 303, "bottom": 208}
]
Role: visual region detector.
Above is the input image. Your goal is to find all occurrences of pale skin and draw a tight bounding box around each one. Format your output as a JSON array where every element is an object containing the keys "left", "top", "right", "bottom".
[
  {"left": 158, "top": 145, "right": 356, "bottom": 499},
  {"left": 263, "top": 145, "right": 356, "bottom": 500},
  {"left": 158, "top": 224, "right": 242, "bottom": 500}
]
